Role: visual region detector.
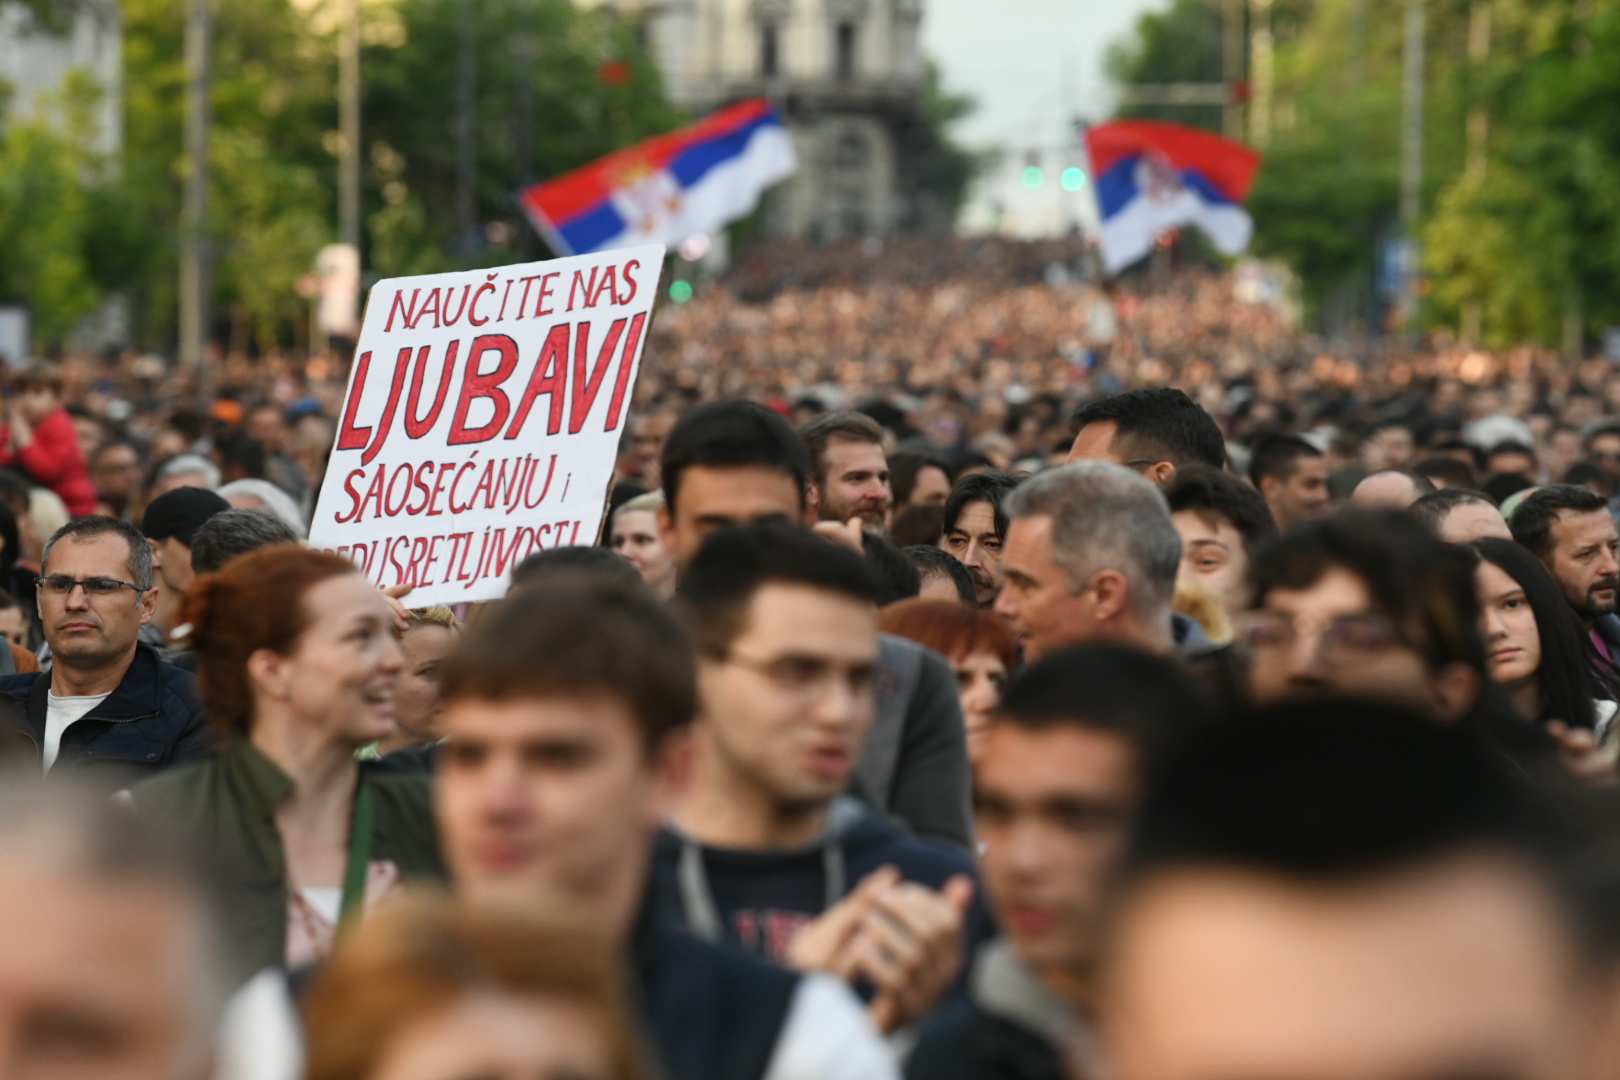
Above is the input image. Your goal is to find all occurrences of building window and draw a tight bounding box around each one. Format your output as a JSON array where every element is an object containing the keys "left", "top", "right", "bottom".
[
  {"left": 760, "top": 23, "right": 778, "bottom": 77},
  {"left": 835, "top": 21, "right": 856, "bottom": 80}
]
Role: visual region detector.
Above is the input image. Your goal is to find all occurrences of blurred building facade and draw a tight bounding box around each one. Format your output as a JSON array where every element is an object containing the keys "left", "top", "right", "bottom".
[
  {"left": 0, "top": 0, "right": 122, "bottom": 156},
  {"left": 594, "top": 0, "right": 933, "bottom": 240}
]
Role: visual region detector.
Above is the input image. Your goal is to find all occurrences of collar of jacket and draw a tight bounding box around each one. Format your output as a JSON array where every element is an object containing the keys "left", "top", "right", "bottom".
[
  {"left": 971, "top": 939, "right": 1091, "bottom": 1054},
  {"left": 217, "top": 733, "right": 297, "bottom": 818},
  {"left": 34, "top": 641, "right": 169, "bottom": 727}
]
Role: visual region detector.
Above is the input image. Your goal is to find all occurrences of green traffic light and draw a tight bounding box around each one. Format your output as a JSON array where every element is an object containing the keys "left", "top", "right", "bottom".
[
  {"left": 1020, "top": 166, "right": 1044, "bottom": 191},
  {"left": 1061, "top": 167, "right": 1087, "bottom": 192}
]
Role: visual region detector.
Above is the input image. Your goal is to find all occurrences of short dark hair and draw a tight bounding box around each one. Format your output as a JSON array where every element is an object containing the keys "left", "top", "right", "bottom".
[
  {"left": 942, "top": 470, "right": 1022, "bottom": 538},
  {"left": 1117, "top": 699, "right": 1566, "bottom": 892},
  {"left": 891, "top": 504, "right": 944, "bottom": 548},
  {"left": 441, "top": 581, "right": 694, "bottom": 754},
  {"left": 1485, "top": 441, "right": 1535, "bottom": 466},
  {"left": 1563, "top": 461, "right": 1613, "bottom": 493},
  {"left": 862, "top": 529, "right": 920, "bottom": 606},
  {"left": 1247, "top": 434, "right": 1322, "bottom": 486},
  {"left": 1251, "top": 509, "right": 1484, "bottom": 673},
  {"left": 1412, "top": 455, "right": 1478, "bottom": 491},
  {"left": 213, "top": 428, "right": 265, "bottom": 480},
  {"left": 1509, "top": 484, "right": 1610, "bottom": 559},
  {"left": 679, "top": 520, "right": 880, "bottom": 657},
  {"left": 1163, "top": 465, "right": 1278, "bottom": 555},
  {"left": 993, "top": 643, "right": 1206, "bottom": 767},
  {"left": 508, "top": 545, "right": 644, "bottom": 593},
  {"left": 189, "top": 509, "right": 299, "bottom": 574},
  {"left": 1408, "top": 488, "right": 1498, "bottom": 534},
  {"left": 801, "top": 412, "right": 885, "bottom": 487},
  {"left": 889, "top": 451, "right": 952, "bottom": 507},
  {"left": 660, "top": 401, "right": 808, "bottom": 515},
  {"left": 41, "top": 516, "right": 154, "bottom": 591},
  {"left": 1072, "top": 388, "right": 1225, "bottom": 470},
  {"left": 904, "top": 545, "right": 975, "bottom": 603},
  {"left": 1481, "top": 472, "right": 1535, "bottom": 505}
]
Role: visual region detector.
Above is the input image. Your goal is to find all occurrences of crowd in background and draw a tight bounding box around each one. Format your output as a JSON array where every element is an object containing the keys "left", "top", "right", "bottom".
[{"left": 11, "top": 244, "right": 1620, "bottom": 1080}]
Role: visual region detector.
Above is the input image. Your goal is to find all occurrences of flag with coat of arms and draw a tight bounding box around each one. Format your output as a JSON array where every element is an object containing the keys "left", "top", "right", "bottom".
[
  {"left": 519, "top": 99, "right": 798, "bottom": 257},
  {"left": 1085, "top": 120, "right": 1262, "bottom": 274}
]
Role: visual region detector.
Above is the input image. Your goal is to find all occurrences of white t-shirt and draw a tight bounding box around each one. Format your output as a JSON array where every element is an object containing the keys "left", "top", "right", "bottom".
[{"left": 44, "top": 690, "right": 112, "bottom": 773}]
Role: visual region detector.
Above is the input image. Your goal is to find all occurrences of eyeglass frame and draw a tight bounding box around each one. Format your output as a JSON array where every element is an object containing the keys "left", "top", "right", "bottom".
[
  {"left": 718, "top": 649, "right": 877, "bottom": 699},
  {"left": 35, "top": 574, "right": 149, "bottom": 600}
]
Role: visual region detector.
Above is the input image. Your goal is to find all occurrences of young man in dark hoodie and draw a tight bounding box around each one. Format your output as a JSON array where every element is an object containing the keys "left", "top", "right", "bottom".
[
  {"left": 906, "top": 645, "right": 1206, "bottom": 1080},
  {"left": 654, "top": 520, "right": 988, "bottom": 1035},
  {"left": 434, "top": 580, "right": 896, "bottom": 1080}
]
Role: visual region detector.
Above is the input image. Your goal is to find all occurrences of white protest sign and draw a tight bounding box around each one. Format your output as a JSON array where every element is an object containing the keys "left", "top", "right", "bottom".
[{"left": 308, "top": 245, "right": 665, "bottom": 605}]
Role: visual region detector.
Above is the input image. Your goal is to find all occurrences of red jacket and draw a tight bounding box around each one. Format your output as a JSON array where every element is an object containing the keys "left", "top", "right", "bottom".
[{"left": 0, "top": 408, "right": 98, "bottom": 516}]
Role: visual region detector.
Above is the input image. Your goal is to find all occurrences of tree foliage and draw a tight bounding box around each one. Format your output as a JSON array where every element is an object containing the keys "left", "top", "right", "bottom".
[
  {"left": 1105, "top": 0, "right": 1620, "bottom": 344},
  {"left": 7, "top": 0, "right": 679, "bottom": 351}
]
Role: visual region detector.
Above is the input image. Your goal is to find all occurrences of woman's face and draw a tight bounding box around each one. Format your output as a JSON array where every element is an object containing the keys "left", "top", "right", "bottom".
[
  {"left": 369, "top": 992, "right": 619, "bottom": 1080},
  {"left": 276, "top": 574, "right": 404, "bottom": 746},
  {"left": 1476, "top": 560, "right": 1542, "bottom": 689},
  {"left": 394, "top": 624, "right": 458, "bottom": 744},
  {"left": 955, "top": 648, "right": 1008, "bottom": 765},
  {"left": 611, "top": 510, "right": 675, "bottom": 593}
]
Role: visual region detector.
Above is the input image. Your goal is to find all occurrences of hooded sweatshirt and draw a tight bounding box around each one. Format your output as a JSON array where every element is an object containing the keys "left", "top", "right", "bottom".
[{"left": 648, "top": 797, "right": 994, "bottom": 969}]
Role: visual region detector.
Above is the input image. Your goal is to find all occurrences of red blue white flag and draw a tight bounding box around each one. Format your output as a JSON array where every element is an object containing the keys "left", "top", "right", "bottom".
[
  {"left": 519, "top": 99, "right": 797, "bottom": 257},
  {"left": 1085, "top": 120, "right": 1262, "bottom": 274}
]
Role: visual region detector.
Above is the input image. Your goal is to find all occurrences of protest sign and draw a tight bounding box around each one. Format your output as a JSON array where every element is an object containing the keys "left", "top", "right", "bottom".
[{"left": 308, "top": 245, "right": 664, "bottom": 605}]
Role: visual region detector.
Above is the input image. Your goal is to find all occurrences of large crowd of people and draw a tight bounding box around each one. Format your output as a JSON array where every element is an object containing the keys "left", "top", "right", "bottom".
[{"left": 8, "top": 247, "right": 1620, "bottom": 1080}]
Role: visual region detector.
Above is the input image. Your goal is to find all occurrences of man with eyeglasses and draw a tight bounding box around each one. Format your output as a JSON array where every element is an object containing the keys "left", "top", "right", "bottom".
[
  {"left": 650, "top": 520, "right": 989, "bottom": 1036},
  {"left": 1239, "top": 510, "right": 1487, "bottom": 722},
  {"left": 0, "top": 517, "right": 207, "bottom": 786}
]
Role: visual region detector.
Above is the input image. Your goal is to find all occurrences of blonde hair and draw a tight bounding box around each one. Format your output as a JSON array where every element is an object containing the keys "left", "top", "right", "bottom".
[
  {"left": 612, "top": 490, "right": 665, "bottom": 525},
  {"left": 407, "top": 606, "right": 463, "bottom": 633}
]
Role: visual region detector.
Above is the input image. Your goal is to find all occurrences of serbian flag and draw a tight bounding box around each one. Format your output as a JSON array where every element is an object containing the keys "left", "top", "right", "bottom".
[
  {"left": 1085, "top": 120, "right": 1262, "bottom": 274},
  {"left": 519, "top": 99, "right": 797, "bottom": 256}
]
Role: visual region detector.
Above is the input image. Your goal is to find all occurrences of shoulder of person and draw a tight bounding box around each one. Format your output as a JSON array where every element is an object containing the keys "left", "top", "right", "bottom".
[
  {"left": 361, "top": 766, "right": 446, "bottom": 878},
  {"left": 840, "top": 805, "right": 978, "bottom": 884},
  {"left": 124, "top": 755, "right": 225, "bottom": 818}
]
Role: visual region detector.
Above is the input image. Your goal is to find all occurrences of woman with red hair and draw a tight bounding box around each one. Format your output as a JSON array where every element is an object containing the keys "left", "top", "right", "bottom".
[
  {"left": 132, "top": 546, "right": 444, "bottom": 980},
  {"left": 878, "top": 598, "right": 1017, "bottom": 766}
]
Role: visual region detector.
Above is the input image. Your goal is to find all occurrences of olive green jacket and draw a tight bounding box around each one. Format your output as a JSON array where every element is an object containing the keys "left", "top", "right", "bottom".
[{"left": 130, "top": 734, "right": 445, "bottom": 983}]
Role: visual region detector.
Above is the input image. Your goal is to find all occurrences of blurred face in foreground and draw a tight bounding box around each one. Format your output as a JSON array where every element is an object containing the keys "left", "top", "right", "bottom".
[
  {"left": 436, "top": 693, "right": 679, "bottom": 936},
  {"left": 1103, "top": 856, "right": 1591, "bottom": 1080},
  {"left": 0, "top": 858, "right": 213, "bottom": 1080},
  {"left": 1242, "top": 566, "right": 1475, "bottom": 721},
  {"left": 368, "top": 992, "right": 620, "bottom": 1080},
  {"left": 974, "top": 721, "right": 1138, "bottom": 1003}
]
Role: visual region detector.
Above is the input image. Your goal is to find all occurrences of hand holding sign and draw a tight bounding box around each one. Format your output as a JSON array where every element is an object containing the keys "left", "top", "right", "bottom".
[{"left": 308, "top": 246, "right": 664, "bottom": 605}]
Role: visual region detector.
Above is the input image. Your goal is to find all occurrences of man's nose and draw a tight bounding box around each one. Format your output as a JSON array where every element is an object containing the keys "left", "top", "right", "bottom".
[{"left": 1602, "top": 548, "right": 1620, "bottom": 577}]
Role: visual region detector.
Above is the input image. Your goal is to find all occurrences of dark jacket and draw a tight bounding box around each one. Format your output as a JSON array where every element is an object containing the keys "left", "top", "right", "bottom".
[
  {"left": 0, "top": 642, "right": 210, "bottom": 788},
  {"left": 853, "top": 634, "right": 974, "bottom": 852},
  {"left": 130, "top": 735, "right": 445, "bottom": 984},
  {"left": 906, "top": 940, "right": 1093, "bottom": 1080},
  {"left": 649, "top": 796, "right": 993, "bottom": 969},
  {"left": 629, "top": 895, "right": 800, "bottom": 1080}
]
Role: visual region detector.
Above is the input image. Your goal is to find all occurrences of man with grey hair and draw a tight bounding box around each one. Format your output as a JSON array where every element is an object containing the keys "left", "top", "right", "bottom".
[
  {"left": 994, "top": 463, "right": 1183, "bottom": 663},
  {"left": 0, "top": 779, "right": 238, "bottom": 1079},
  {"left": 0, "top": 517, "right": 207, "bottom": 786},
  {"left": 189, "top": 508, "right": 300, "bottom": 575}
]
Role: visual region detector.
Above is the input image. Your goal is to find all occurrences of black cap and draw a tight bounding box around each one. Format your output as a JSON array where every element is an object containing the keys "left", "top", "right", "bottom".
[{"left": 142, "top": 487, "right": 231, "bottom": 546}]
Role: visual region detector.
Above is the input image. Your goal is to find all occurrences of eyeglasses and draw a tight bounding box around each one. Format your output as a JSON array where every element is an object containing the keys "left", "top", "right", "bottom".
[
  {"left": 36, "top": 575, "right": 144, "bottom": 599},
  {"left": 722, "top": 651, "right": 875, "bottom": 699},
  {"left": 1235, "top": 610, "right": 1404, "bottom": 663}
]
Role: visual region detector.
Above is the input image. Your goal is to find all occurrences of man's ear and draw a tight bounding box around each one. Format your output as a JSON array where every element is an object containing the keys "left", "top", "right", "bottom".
[
  {"left": 137, "top": 583, "right": 158, "bottom": 625},
  {"left": 147, "top": 537, "right": 163, "bottom": 570},
  {"left": 1431, "top": 663, "right": 1482, "bottom": 723},
  {"left": 1258, "top": 474, "right": 1279, "bottom": 499},
  {"left": 1090, "top": 569, "right": 1131, "bottom": 622},
  {"left": 657, "top": 502, "right": 677, "bottom": 557},
  {"left": 1147, "top": 461, "right": 1177, "bottom": 486},
  {"left": 805, "top": 480, "right": 822, "bottom": 520}
]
